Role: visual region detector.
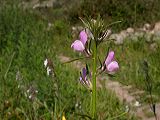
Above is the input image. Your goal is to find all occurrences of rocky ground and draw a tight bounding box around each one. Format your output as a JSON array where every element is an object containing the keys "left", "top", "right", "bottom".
[{"left": 20, "top": 0, "right": 56, "bottom": 9}]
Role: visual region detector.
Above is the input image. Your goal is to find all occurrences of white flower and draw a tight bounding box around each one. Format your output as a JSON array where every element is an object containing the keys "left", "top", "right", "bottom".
[
  {"left": 47, "top": 67, "right": 52, "bottom": 75},
  {"left": 27, "top": 89, "right": 30, "bottom": 93},
  {"left": 29, "top": 95, "right": 32, "bottom": 99},
  {"left": 75, "top": 103, "right": 78, "bottom": 108},
  {"left": 134, "top": 101, "right": 141, "bottom": 107},
  {"left": 44, "top": 59, "right": 48, "bottom": 68}
]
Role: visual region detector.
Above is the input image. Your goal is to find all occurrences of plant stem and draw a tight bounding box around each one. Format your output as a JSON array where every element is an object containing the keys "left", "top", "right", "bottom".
[
  {"left": 90, "top": 93, "right": 92, "bottom": 115},
  {"left": 92, "top": 42, "right": 97, "bottom": 119},
  {"left": 4, "top": 52, "right": 15, "bottom": 79}
]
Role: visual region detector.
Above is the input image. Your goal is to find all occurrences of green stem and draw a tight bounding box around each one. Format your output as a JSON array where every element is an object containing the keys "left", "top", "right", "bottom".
[
  {"left": 92, "top": 42, "right": 97, "bottom": 119},
  {"left": 3, "top": 52, "right": 15, "bottom": 103},
  {"left": 90, "top": 93, "right": 92, "bottom": 115},
  {"left": 4, "top": 52, "right": 15, "bottom": 79}
]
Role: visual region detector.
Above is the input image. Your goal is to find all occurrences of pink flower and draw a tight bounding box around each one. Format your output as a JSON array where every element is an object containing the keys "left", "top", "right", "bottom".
[
  {"left": 104, "top": 51, "right": 119, "bottom": 73},
  {"left": 71, "top": 30, "right": 87, "bottom": 52}
]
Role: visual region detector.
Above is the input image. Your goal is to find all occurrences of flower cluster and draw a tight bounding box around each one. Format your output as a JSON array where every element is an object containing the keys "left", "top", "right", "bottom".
[
  {"left": 70, "top": 18, "right": 120, "bottom": 119},
  {"left": 25, "top": 85, "right": 38, "bottom": 101},
  {"left": 44, "top": 58, "right": 55, "bottom": 76},
  {"left": 81, "top": 18, "right": 112, "bottom": 45},
  {"left": 71, "top": 29, "right": 119, "bottom": 92},
  {"left": 16, "top": 71, "right": 38, "bottom": 101}
]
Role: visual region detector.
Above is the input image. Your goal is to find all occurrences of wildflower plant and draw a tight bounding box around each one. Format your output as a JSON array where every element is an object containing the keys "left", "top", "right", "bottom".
[{"left": 69, "top": 16, "right": 120, "bottom": 119}]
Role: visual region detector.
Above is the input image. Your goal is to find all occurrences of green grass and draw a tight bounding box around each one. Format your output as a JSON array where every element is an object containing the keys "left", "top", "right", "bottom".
[
  {"left": 0, "top": 2, "right": 136, "bottom": 120},
  {"left": 1, "top": 1, "right": 160, "bottom": 119}
]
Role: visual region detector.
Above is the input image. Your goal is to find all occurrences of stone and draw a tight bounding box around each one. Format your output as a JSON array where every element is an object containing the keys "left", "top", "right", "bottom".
[
  {"left": 143, "top": 23, "right": 151, "bottom": 31},
  {"left": 149, "top": 43, "right": 158, "bottom": 52},
  {"left": 127, "top": 27, "right": 134, "bottom": 34},
  {"left": 154, "top": 21, "right": 160, "bottom": 32}
]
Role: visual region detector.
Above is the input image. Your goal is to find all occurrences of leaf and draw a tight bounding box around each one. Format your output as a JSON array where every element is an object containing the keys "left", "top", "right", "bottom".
[
  {"left": 86, "top": 64, "right": 89, "bottom": 74},
  {"left": 75, "top": 113, "right": 92, "bottom": 119},
  {"left": 79, "top": 17, "right": 91, "bottom": 29},
  {"left": 62, "top": 56, "right": 90, "bottom": 64},
  {"left": 106, "top": 20, "right": 122, "bottom": 28},
  {"left": 98, "top": 56, "right": 102, "bottom": 69}
]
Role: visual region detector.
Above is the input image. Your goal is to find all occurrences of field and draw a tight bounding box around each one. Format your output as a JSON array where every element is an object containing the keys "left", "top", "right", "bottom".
[{"left": 1, "top": 1, "right": 160, "bottom": 120}]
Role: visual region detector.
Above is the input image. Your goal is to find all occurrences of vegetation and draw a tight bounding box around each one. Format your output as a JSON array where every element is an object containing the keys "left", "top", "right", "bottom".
[
  {"left": 109, "top": 39, "right": 160, "bottom": 101},
  {"left": 0, "top": 2, "right": 135, "bottom": 120},
  {"left": 1, "top": 0, "right": 160, "bottom": 119},
  {"left": 68, "top": 0, "right": 160, "bottom": 31}
]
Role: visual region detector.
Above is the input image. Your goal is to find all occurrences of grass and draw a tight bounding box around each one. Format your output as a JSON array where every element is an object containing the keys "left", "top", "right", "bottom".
[
  {"left": 98, "top": 38, "right": 160, "bottom": 102},
  {"left": 1, "top": 0, "right": 160, "bottom": 119},
  {"left": 68, "top": 0, "right": 160, "bottom": 31},
  {"left": 0, "top": 2, "right": 136, "bottom": 120}
]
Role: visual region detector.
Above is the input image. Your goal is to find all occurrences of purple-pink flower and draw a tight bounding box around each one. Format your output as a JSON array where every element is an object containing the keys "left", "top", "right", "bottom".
[
  {"left": 104, "top": 51, "right": 119, "bottom": 73},
  {"left": 71, "top": 30, "right": 87, "bottom": 52},
  {"left": 79, "top": 67, "right": 92, "bottom": 90}
]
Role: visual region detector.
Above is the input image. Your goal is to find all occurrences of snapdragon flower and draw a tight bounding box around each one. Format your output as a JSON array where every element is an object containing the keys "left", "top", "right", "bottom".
[
  {"left": 71, "top": 30, "right": 87, "bottom": 52},
  {"left": 103, "top": 51, "right": 119, "bottom": 73}
]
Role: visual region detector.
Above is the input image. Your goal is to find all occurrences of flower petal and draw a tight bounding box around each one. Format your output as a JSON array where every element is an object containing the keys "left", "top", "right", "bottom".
[
  {"left": 107, "top": 61, "right": 119, "bottom": 72},
  {"left": 44, "top": 59, "right": 48, "bottom": 68},
  {"left": 82, "top": 68, "right": 87, "bottom": 78},
  {"left": 47, "top": 67, "right": 52, "bottom": 75},
  {"left": 79, "top": 76, "right": 85, "bottom": 84},
  {"left": 79, "top": 30, "right": 87, "bottom": 45},
  {"left": 105, "top": 51, "right": 114, "bottom": 66},
  {"left": 71, "top": 40, "right": 85, "bottom": 51}
]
